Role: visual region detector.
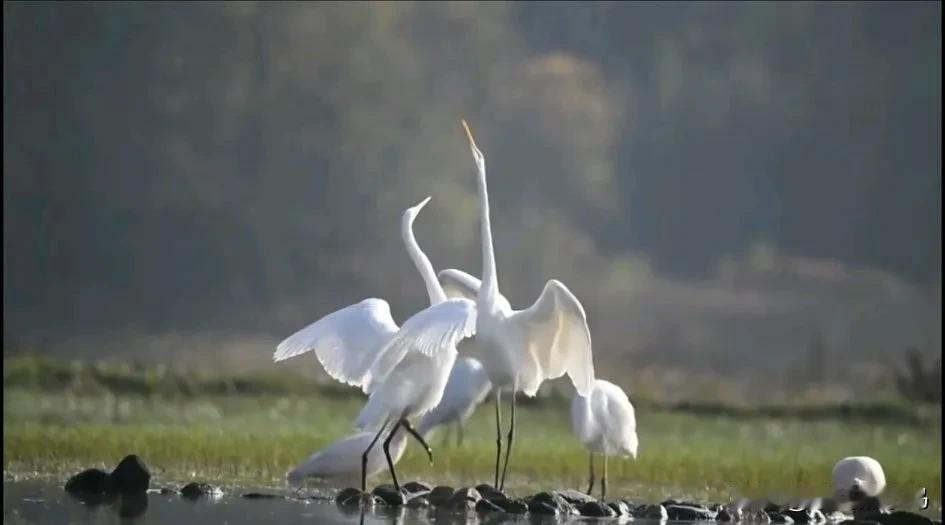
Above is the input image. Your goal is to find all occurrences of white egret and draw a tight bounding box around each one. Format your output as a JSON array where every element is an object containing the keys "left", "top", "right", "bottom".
[
  {"left": 273, "top": 197, "right": 478, "bottom": 492},
  {"left": 436, "top": 120, "right": 596, "bottom": 490},
  {"left": 416, "top": 357, "right": 493, "bottom": 445},
  {"left": 832, "top": 456, "right": 886, "bottom": 502},
  {"left": 570, "top": 379, "right": 638, "bottom": 500},
  {"left": 287, "top": 431, "right": 408, "bottom": 487}
]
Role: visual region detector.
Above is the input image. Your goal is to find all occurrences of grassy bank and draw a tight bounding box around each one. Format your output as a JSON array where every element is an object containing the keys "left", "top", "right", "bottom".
[{"left": 3, "top": 357, "right": 942, "bottom": 509}]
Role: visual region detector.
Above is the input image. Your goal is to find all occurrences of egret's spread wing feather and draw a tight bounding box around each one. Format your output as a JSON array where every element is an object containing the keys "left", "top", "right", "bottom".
[
  {"left": 362, "top": 298, "right": 478, "bottom": 393},
  {"left": 437, "top": 269, "right": 482, "bottom": 302},
  {"left": 273, "top": 299, "right": 399, "bottom": 391},
  {"left": 510, "top": 280, "right": 595, "bottom": 397}
]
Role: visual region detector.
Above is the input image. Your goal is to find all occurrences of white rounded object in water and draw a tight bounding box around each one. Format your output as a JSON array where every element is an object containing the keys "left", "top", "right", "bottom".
[{"left": 832, "top": 456, "right": 886, "bottom": 500}]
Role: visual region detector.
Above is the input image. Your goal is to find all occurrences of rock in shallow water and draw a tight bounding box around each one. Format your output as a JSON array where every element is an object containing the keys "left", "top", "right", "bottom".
[
  {"left": 402, "top": 481, "right": 432, "bottom": 496},
  {"left": 427, "top": 486, "right": 455, "bottom": 507},
  {"left": 578, "top": 501, "right": 617, "bottom": 517},
  {"left": 769, "top": 512, "right": 796, "bottom": 523},
  {"left": 371, "top": 485, "right": 405, "bottom": 506},
  {"left": 495, "top": 498, "right": 529, "bottom": 514},
  {"left": 476, "top": 498, "right": 505, "bottom": 513},
  {"left": 446, "top": 487, "right": 481, "bottom": 510},
  {"left": 406, "top": 496, "right": 430, "bottom": 509},
  {"left": 110, "top": 455, "right": 151, "bottom": 495},
  {"left": 716, "top": 507, "right": 738, "bottom": 522},
  {"left": 608, "top": 501, "right": 633, "bottom": 516},
  {"left": 179, "top": 482, "right": 221, "bottom": 500},
  {"left": 666, "top": 503, "right": 718, "bottom": 521},
  {"left": 475, "top": 484, "right": 507, "bottom": 502},
  {"left": 556, "top": 489, "right": 597, "bottom": 505},
  {"left": 241, "top": 492, "right": 285, "bottom": 500},
  {"left": 65, "top": 469, "right": 113, "bottom": 496},
  {"left": 635, "top": 503, "right": 669, "bottom": 520}
]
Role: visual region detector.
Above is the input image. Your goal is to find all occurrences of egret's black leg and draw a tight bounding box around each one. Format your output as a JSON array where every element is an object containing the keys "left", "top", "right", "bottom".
[
  {"left": 362, "top": 421, "right": 389, "bottom": 492},
  {"left": 499, "top": 389, "right": 516, "bottom": 491},
  {"left": 601, "top": 453, "right": 608, "bottom": 501},
  {"left": 402, "top": 419, "right": 434, "bottom": 464},
  {"left": 441, "top": 424, "right": 453, "bottom": 447},
  {"left": 493, "top": 388, "right": 502, "bottom": 488},
  {"left": 383, "top": 420, "right": 403, "bottom": 491},
  {"left": 587, "top": 452, "right": 595, "bottom": 496}
]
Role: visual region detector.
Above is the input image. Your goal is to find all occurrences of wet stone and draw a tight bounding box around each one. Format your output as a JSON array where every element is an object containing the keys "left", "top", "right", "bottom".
[
  {"left": 667, "top": 503, "right": 718, "bottom": 521},
  {"left": 405, "top": 496, "right": 430, "bottom": 509},
  {"left": 608, "top": 501, "right": 632, "bottom": 516},
  {"left": 65, "top": 469, "right": 112, "bottom": 496},
  {"left": 179, "top": 482, "right": 221, "bottom": 500},
  {"left": 476, "top": 498, "right": 504, "bottom": 513},
  {"left": 402, "top": 481, "right": 432, "bottom": 496},
  {"left": 871, "top": 512, "right": 935, "bottom": 525},
  {"left": 335, "top": 488, "right": 363, "bottom": 506},
  {"left": 636, "top": 503, "right": 669, "bottom": 520},
  {"left": 578, "top": 501, "right": 617, "bottom": 517},
  {"left": 769, "top": 512, "right": 796, "bottom": 523},
  {"left": 839, "top": 521, "right": 883, "bottom": 525},
  {"left": 528, "top": 491, "right": 576, "bottom": 515},
  {"left": 446, "top": 487, "right": 481, "bottom": 510},
  {"left": 717, "top": 507, "right": 739, "bottom": 522},
  {"left": 495, "top": 498, "right": 528, "bottom": 514},
  {"left": 556, "top": 489, "right": 597, "bottom": 505},
  {"left": 476, "top": 484, "right": 507, "bottom": 502},
  {"left": 853, "top": 498, "right": 884, "bottom": 520},
  {"left": 109, "top": 455, "right": 151, "bottom": 495},
  {"left": 528, "top": 501, "right": 560, "bottom": 515},
  {"left": 372, "top": 485, "right": 405, "bottom": 506},
  {"left": 427, "top": 486, "right": 455, "bottom": 507},
  {"left": 748, "top": 510, "right": 773, "bottom": 523},
  {"left": 784, "top": 509, "right": 817, "bottom": 524}
]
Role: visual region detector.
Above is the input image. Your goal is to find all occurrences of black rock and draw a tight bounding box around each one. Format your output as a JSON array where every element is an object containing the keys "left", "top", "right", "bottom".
[
  {"left": 335, "top": 488, "right": 363, "bottom": 506},
  {"left": 65, "top": 469, "right": 113, "bottom": 496},
  {"left": 666, "top": 504, "right": 718, "bottom": 521},
  {"left": 717, "top": 507, "right": 738, "bottom": 522},
  {"left": 495, "top": 498, "right": 529, "bottom": 514},
  {"left": 838, "top": 521, "right": 883, "bottom": 525},
  {"left": 528, "top": 491, "right": 576, "bottom": 515},
  {"left": 812, "top": 510, "right": 827, "bottom": 523},
  {"left": 765, "top": 502, "right": 785, "bottom": 513},
  {"left": 635, "top": 503, "right": 669, "bottom": 520},
  {"left": 578, "top": 501, "right": 617, "bottom": 517},
  {"left": 853, "top": 498, "right": 884, "bottom": 520},
  {"left": 159, "top": 488, "right": 177, "bottom": 496},
  {"left": 608, "top": 501, "right": 632, "bottom": 516},
  {"left": 476, "top": 484, "right": 507, "bottom": 502},
  {"left": 427, "top": 486, "right": 455, "bottom": 507},
  {"left": 784, "top": 509, "right": 817, "bottom": 524},
  {"left": 179, "top": 482, "right": 221, "bottom": 500},
  {"left": 476, "top": 498, "right": 504, "bottom": 513},
  {"left": 446, "top": 487, "right": 481, "bottom": 510},
  {"left": 402, "top": 481, "right": 432, "bottom": 496},
  {"left": 241, "top": 492, "right": 285, "bottom": 499},
  {"left": 769, "top": 512, "right": 796, "bottom": 523},
  {"left": 556, "top": 489, "right": 597, "bottom": 505},
  {"left": 406, "top": 496, "right": 430, "bottom": 509},
  {"left": 528, "top": 501, "right": 560, "bottom": 515},
  {"left": 748, "top": 510, "right": 773, "bottom": 523},
  {"left": 372, "top": 485, "right": 405, "bottom": 506},
  {"left": 109, "top": 455, "right": 150, "bottom": 495}
]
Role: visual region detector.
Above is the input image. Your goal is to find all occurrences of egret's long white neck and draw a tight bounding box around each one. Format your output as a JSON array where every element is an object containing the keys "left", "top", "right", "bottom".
[
  {"left": 401, "top": 205, "right": 448, "bottom": 305},
  {"left": 477, "top": 158, "right": 500, "bottom": 304}
]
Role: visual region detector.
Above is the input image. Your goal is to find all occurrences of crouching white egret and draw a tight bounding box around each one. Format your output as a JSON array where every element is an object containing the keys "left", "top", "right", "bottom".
[
  {"left": 570, "top": 379, "right": 638, "bottom": 500},
  {"left": 833, "top": 456, "right": 886, "bottom": 502},
  {"left": 416, "top": 357, "right": 492, "bottom": 445},
  {"left": 436, "top": 120, "right": 596, "bottom": 491},
  {"left": 287, "top": 431, "right": 408, "bottom": 487}
]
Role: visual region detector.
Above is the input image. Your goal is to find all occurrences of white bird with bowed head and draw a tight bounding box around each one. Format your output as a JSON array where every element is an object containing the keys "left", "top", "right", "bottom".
[
  {"left": 832, "top": 456, "right": 886, "bottom": 502},
  {"left": 570, "top": 378, "right": 639, "bottom": 500},
  {"left": 273, "top": 196, "right": 478, "bottom": 492},
  {"left": 417, "top": 357, "right": 493, "bottom": 445},
  {"left": 437, "top": 120, "right": 596, "bottom": 490},
  {"left": 287, "top": 431, "right": 408, "bottom": 488}
]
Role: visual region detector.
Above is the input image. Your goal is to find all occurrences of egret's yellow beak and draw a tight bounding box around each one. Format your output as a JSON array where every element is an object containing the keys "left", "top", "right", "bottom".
[{"left": 461, "top": 119, "right": 478, "bottom": 151}]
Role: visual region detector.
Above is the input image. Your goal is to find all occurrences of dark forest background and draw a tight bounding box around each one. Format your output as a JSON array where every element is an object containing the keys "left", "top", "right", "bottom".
[{"left": 4, "top": 1, "right": 941, "bottom": 400}]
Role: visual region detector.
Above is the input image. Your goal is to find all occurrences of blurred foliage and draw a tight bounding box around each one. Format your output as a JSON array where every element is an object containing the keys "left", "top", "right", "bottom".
[
  {"left": 2, "top": 2, "right": 941, "bottom": 383},
  {"left": 894, "top": 347, "right": 942, "bottom": 404}
]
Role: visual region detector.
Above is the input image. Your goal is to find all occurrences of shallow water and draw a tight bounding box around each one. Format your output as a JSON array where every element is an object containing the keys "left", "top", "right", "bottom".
[{"left": 2, "top": 479, "right": 650, "bottom": 524}]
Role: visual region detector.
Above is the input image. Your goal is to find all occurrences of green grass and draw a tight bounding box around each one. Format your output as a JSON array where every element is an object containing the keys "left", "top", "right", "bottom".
[{"left": 3, "top": 357, "right": 942, "bottom": 510}]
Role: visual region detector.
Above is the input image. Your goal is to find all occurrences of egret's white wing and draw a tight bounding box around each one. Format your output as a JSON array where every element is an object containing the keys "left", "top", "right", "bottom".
[
  {"left": 362, "top": 298, "right": 478, "bottom": 394},
  {"left": 594, "top": 380, "right": 638, "bottom": 458},
  {"left": 508, "top": 279, "right": 595, "bottom": 397},
  {"left": 437, "top": 269, "right": 482, "bottom": 302},
  {"left": 273, "top": 299, "right": 398, "bottom": 392},
  {"left": 570, "top": 390, "right": 597, "bottom": 446}
]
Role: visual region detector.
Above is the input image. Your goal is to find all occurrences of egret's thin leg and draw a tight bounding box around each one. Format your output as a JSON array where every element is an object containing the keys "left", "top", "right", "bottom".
[
  {"left": 601, "top": 453, "right": 608, "bottom": 501},
  {"left": 383, "top": 420, "right": 403, "bottom": 491},
  {"left": 362, "top": 420, "right": 389, "bottom": 492},
  {"left": 493, "top": 388, "right": 502, "bottom": 488},
  {"left": 402, "top": 419, "right": 434, "bottom": 464},
  {"left": 586, "top": 452, "right": 595, "bottom": 496},
  {"left": 499, "top": 389, "right": 516, "bottom": 491}
]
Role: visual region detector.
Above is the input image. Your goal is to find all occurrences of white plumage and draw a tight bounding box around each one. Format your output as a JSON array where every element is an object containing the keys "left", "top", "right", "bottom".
[
  {"left": 435, "top": 120, "right": 596, "bottom": 490},
  {"left": 570, "top": 379, "right": 638, "bottom": 499},
  {"left": 417, "top": 357, "right": 493, "bottom": 439},
  {"left": 832, "top": 456, "right": 887, "bottom": 501},
  {"left": 287, "top": 431, "right": 408, "bottom": 487}
]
